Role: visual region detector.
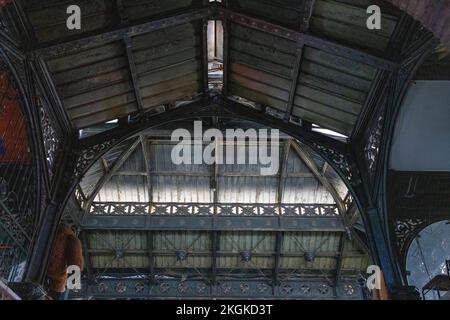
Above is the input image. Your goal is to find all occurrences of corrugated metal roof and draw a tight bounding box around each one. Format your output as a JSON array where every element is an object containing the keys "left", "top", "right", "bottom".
[
  {"left": 87, "top": 137, "right": 340, "bottom": 204},
  {"left": 151, "top": 176, "right": 213, "bottom": 203}
]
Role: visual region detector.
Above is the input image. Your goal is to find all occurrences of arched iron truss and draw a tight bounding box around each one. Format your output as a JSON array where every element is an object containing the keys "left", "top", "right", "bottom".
[{"left": 0, "top": 1, "right": 443, "bottom": 299}]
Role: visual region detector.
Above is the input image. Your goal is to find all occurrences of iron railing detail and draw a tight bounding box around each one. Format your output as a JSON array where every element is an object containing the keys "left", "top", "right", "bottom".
[{"left": 89, "top": 202, "right": 339, "bottom": 217}]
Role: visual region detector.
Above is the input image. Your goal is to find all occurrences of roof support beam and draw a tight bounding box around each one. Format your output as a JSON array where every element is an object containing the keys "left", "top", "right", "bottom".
[
  {"left": 147, "top": 231, "right": 155, "bottom": 283},
  {"left": 221, "top": 3, "right": 231, "bottom": 96},
  {"left": 285, "top": 42, "right": 304, "bottom": 121},
  {"left": 211, "top": 136, "right": 219, "bottom": 286},
  {"left": 300, "top": 0, "right": 316, "bottom": 32},
  {"left": 124, "top": 36, "right": 145, "bottom": 117},
  {"left": 32, "top": 8, "right": 212, "bottom": 58},
  {"left": 140, "top": 136, "right": 153, "bottom": 204},
  {"left": 76, "top": 96, "right": 346, "bottom": 162},
  {"left": 101, "top": 158, "right": 109, "bottom": 174},
  {"left": 284, "top": 0, "right": 315, "bottom": 121},
  {"left": 274, "top": 141, "right": 290, "bottom": 285},
  {"left": 82, "top": 214, "right": 344, "bottom": 232},
  {"left": 80, "top": 231, "right": 93, "bottom": 283},
  {"left": 277, "top": 141, "right": 291, "bottom": 204},
  {"left": 211, "top": 230, "right": 219, "bottom": 286},
  {"left": 201, "top": 18, "right": 209, "bottom": 94},
  {"left": 87, "top": 249, "right": 363, "bottom": 258},
  {"left": 273, "top": 231, "right": 283, "bottom": 286},
  {"left": 77, "top": 97, "right": 214, "bottom": 151},
  {"left": 224, "top": 98, "right": 347, "bottom": 154},
  {"left": 333, "top": 233, "right": 345, "bottom": 297},
  {"left": 10, "top": 0, "right": 36, "bottom": 47},
  {"left": 351, "top": 70, "right": 391, "bottom": 141},
  {"left": 114, "top": 0, "right": 128, "bottom": 25}
]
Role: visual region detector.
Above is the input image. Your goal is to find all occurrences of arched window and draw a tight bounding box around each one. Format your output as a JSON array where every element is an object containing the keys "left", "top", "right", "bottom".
[{"left": 406, "top": 220, "right": 450, "bottom": 300}]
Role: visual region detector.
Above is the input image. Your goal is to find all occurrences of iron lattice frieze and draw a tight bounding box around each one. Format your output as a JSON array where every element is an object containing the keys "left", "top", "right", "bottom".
[
  {"left": 89, "top": 202, "right": 339, "bottom": 217},
  {"left": 71, "top": 279, "right": 363, "bottom": 299}
]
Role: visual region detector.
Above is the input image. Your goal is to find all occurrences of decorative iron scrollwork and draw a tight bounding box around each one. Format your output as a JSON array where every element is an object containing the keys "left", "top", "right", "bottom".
[
  {"left": 220, "top": 283, "right": 231, "bottom": 294},
  {"left": 97, "top": 282, "right": 108, "bottom": 293},
  {"left": 159, "top": 282, "right": 170, "bottom": 293},
  {"left": 344, "top": 284, "right": 355, "bottom": 296},
  {"left": 393, "top": 218, "right": 427, "bottom": 257},
  {"left": 135, "top": 282, "right": 145, "bottom": 293},
  {"left": 39, "top": 103, "right": 60, "bottom": 179},
  {"left": 178, "top": 282, "right": 188, "bottom": 293},
  {"left": 364, "top": 114, "right": 384, "bottom": 178},
  {"left": 116, "top": 282, "right": 127, "bottom": 293},
  {"left": 281, "top": 284, "right": 293, "bottom": 294},
  {"left": 257, "top": 283, "right": 268, "bottom": 293},
  {"left": 196, "top": 282, "right": 207, "bottom": 294},
  {"left": 312, "top": 143, "right": 360, "bottom": 187},
  {"left": 318, "top": 284, "right": 329, "bottom": 295},
  {"left": 239, "top": 283, "right": 249, "bottom": 293},
  {"left": 300, "top": 284, "right": 311, "bottom": 294},
  {"left": 74, "top": 139, "right": 117, "bottom": 178}
]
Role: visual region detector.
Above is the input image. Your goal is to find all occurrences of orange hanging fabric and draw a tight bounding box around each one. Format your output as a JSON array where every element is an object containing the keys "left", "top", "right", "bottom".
[{"left": 47, "top": 224, "right": 84, "bottom": 293}]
